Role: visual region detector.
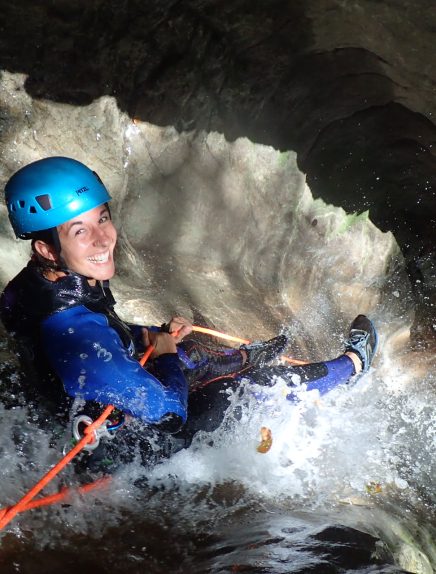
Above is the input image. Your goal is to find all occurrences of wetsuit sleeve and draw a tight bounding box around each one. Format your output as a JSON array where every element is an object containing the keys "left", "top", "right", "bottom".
[{"left": 40, "top": 306, "right": 188, "bottom": 425}]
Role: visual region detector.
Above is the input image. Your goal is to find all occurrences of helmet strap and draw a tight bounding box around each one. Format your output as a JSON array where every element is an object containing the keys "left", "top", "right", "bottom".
[{"left": 50, "top": 228, "right": 62, "bottom": 261}]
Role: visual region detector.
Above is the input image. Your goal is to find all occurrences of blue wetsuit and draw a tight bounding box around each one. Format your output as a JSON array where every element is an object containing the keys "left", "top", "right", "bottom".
[
  {"left": 0, "top": 261, "right": 356, "bottom": 462},
  {"left": 42, "top": 306, "right": 187, "bottom": 425},
  {"left": 0, "top": 261, "right": 188, "bottom": 429}
]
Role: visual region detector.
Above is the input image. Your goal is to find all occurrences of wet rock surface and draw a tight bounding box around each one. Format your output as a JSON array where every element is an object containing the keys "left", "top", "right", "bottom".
[
  {"left": 0, "top": 5, "right": 435, "bottom": 572},
  {"left": 0, "top": 0, "right": 435, "bottom": 345}
]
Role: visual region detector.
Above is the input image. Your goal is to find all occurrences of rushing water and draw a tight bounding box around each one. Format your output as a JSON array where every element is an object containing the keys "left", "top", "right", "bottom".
[
  {"left": 0, "top": 279, "right": 434, "bottom": 573},
  {"left": 0, "top": 84, "right": 435, "bottom": 572}
]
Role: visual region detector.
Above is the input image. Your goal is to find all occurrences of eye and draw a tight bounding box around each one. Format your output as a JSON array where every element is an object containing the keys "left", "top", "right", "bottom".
[
  {"left": 74, "top": 228, "right": 86, "bottom": 236},
  {"left": 99, "top": 215, "right": 109, "bottom": 224}
]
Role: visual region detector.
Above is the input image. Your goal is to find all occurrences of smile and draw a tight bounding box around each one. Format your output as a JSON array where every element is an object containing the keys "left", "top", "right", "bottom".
[{"left": 87, "top": 251, "right": 110, "bottom": 263}]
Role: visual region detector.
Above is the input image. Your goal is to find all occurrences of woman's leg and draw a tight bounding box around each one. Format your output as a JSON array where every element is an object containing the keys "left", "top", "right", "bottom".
[
  {"left": 244, "top": 315, "right": 378, "bottom": 398},
  {"left": 177, "top": 335, "right": 288, "bottom": 386},
  {"left": 246, "top": 354, "right": 356, "bottom": 396}
]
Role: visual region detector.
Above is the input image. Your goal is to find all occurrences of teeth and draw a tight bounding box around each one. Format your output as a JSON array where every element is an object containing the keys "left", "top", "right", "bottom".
[{"left": 87, "top": 251, "right": 109, "bottom": 263}]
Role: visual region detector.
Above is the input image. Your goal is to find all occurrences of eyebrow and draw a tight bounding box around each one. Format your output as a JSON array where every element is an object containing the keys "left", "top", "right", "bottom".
[{"left": 65, "top": 208, "right": 109, "bottom": 233}]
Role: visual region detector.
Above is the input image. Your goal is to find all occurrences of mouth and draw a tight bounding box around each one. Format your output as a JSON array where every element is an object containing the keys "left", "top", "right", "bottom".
[{"left": 87, "top": 251, "right": 110, "bottom": 264}]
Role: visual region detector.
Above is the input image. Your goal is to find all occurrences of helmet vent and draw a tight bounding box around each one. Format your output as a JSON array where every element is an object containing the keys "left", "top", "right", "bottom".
[
  {"left": 35, "top": 194, "right": 52, "bottom": 211},
  {"left": 29, "top": 205, "right": 37, "bottom": 213},
  {"left": 93, "top": 171, "right": 103, "bottom": 184},
  {"left": 19, "top": 200, "right": 25, "bottom": 208}
]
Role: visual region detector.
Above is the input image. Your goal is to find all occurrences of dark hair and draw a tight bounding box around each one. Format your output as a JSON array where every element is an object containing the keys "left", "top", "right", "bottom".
[
  {"left": 30, "top": 228, "right": 56, "bottom": 245},
  {"left": 30, "top": 228, "right": 62, "bottom": 271}
]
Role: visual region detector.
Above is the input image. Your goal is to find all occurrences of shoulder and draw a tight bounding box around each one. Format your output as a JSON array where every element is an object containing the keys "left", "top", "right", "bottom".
[
  {"left": 43, "top": 304, "right": 110, "bottom": 332},
  {"left": 1, "top": 262, "right": 35, "bottom": 299},
  {"left": 1, "top": 262, "right": 41, "bottom": 332},
  {"left": 42, "top": 305, "right": 128, "bottom": 358},
  {"left": 41, "top": 305, "right": 121, "bottom": 368}
]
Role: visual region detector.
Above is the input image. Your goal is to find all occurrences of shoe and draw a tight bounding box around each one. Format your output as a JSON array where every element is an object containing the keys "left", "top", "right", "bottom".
[
  {"left": 344, "top": 315, "right": 378, "bottom": 372},
  {"left": 240, "top": 335, "right": 288, "bottom": 368}
]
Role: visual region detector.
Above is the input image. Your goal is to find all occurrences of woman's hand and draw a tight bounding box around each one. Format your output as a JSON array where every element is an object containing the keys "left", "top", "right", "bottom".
[
  {"left": 166, "top": 316, "right": 193, "bottom": 343},
  {"left": 142, "top": 329, "right": 177, "bottom": 358}
]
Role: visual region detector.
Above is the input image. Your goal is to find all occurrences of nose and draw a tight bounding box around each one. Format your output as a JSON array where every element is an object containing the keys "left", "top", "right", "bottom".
[{"left": 92, "top": 225, "right": 110, "bottom": 246}]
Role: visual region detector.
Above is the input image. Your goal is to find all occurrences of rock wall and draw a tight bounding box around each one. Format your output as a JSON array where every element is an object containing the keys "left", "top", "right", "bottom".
[
  {"left": 0, "top": 0, "right": 434, "bottom": 345},
  {"left": 0, "top": 71, "right": 409, "bottom": 365}
]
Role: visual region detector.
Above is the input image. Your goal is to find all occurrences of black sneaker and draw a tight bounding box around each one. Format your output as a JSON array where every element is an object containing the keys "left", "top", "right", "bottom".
[
  {"left": 240, "top": 335, "right": 288, "bottom": 368},
  {"left": 344, "top": 315, "right": 378, "bottom": 372}
]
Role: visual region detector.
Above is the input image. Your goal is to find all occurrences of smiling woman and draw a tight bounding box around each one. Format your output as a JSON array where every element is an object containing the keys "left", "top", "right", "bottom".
[
  {"left": 5, "top": 157, "right": 117, "bottom": 284},
  {"left": 35, "top": 205, "right": 117, "bottom": 283},
  {"left": 0, "top": 158, "right": 190, "bottom": 444},
  {"left": 0, "top": 156, "right": 377, "bottom": 474}
]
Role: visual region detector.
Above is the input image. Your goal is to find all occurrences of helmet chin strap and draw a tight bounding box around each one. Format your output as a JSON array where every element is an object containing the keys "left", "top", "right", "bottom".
[{"left": 50, "top": 228, "right": 64, "bottom": 268}]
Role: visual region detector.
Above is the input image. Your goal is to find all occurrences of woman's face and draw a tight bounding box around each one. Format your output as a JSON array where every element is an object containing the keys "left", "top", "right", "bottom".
[{"left": 57, "top": 204, "right": 117, "bottom": 281}]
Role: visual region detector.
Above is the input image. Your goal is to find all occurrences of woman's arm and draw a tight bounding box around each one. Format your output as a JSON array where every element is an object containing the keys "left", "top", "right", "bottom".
[{"left": 41, "top": 306, "right": 188, "bottom": 426}]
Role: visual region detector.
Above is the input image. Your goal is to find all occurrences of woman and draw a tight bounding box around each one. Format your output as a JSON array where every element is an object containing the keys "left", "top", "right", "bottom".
[{"left": 0, "top": 157, "right": 377, "bottom": 468}]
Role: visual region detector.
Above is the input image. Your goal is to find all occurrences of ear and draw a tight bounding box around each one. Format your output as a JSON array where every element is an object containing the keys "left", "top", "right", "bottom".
[{"left": 33, "top": 240, "right": 59, "bottom": 262}]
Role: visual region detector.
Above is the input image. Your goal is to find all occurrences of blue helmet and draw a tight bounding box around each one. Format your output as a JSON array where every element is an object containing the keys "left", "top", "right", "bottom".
[{"left": 5, "top": 156, "right": 112, "bottom": 238}]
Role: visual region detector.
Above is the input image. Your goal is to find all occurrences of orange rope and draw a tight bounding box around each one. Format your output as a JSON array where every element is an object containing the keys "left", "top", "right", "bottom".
[
  {"left": 0, "top": 325, "right": 305, "bottom": 529},
  {"left": 0, "top": 344, "right": 155, "bottom": 531},
  {"left": 279, "top": 355, "right": 308, "bottom": 366},
  {"left": 139, "top": 343, "right": 154, "bottom": 366},
  {"left": 0, "top": 405, "right": 115, "bottom": 530},
  {"left": 0, "top": 477, "right": 111, "bottom": 521},
  {"left": 192, "top": 325, "right": 308, "bottom": 366},
  {"left": 192, "top": 325, "right": 250, "bottom": 345}
]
